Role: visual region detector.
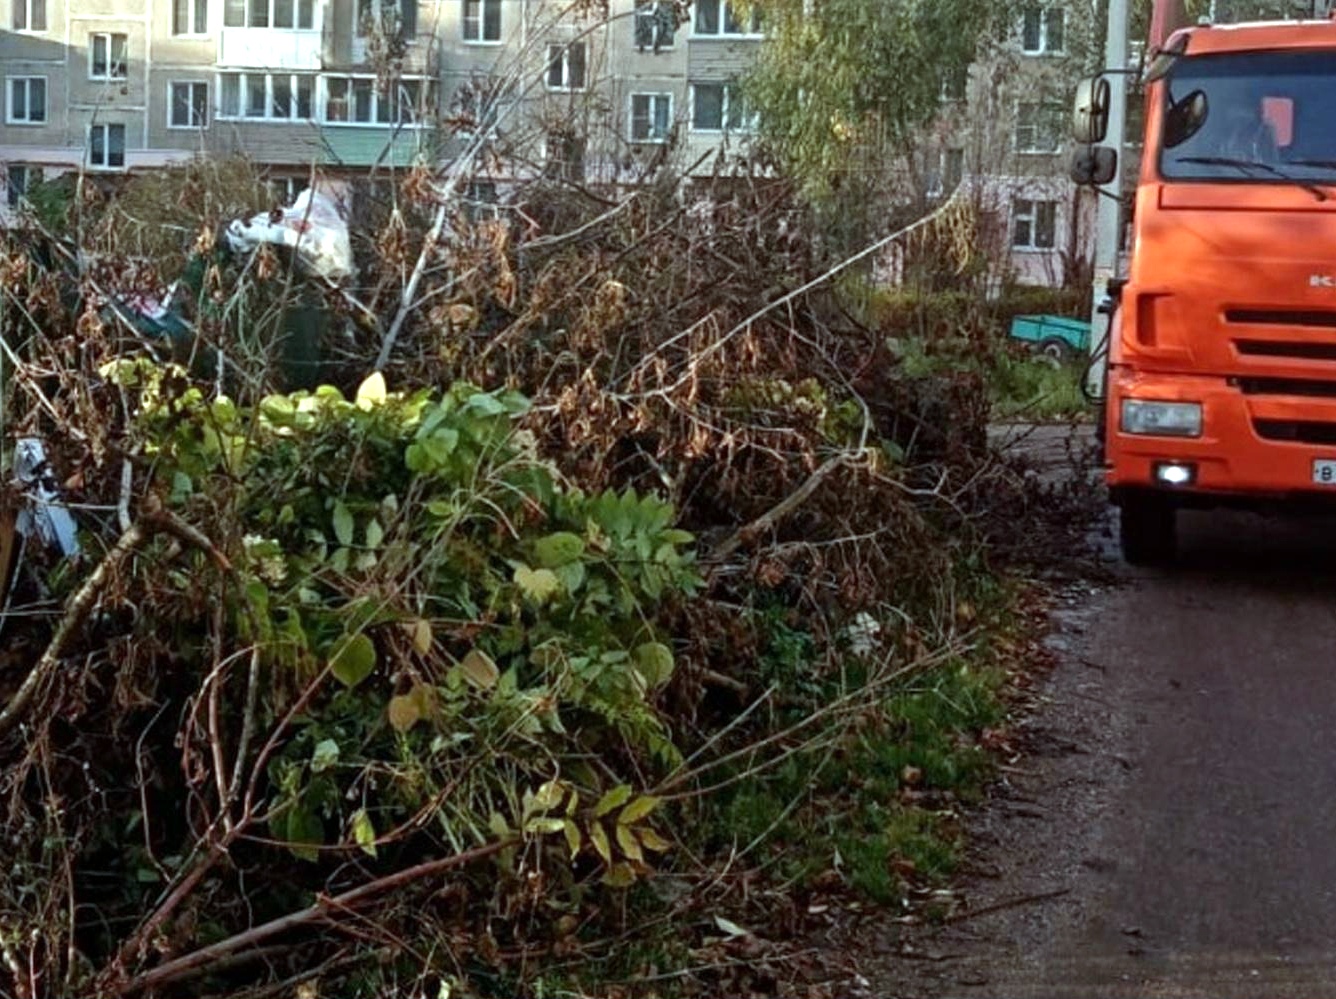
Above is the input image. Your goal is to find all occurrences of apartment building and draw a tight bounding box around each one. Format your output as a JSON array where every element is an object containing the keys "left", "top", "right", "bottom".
[{"left": 0, "top": 0, "right": 1085, "bottom": 285}]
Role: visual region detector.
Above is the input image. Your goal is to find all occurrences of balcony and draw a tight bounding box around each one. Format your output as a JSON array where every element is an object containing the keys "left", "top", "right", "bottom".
[{"left": 219, "top": 28, "right": 322, "bottom": 69}]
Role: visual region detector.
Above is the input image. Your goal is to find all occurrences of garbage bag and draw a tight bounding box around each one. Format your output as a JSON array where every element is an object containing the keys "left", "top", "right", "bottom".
[{"left": 224, "top": 179, "right": 354, "bottom": 282}]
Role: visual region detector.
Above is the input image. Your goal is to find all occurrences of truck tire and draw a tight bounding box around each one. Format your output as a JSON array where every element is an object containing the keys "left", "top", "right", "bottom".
[{"left": 1119, "top": 494, "right": 1177, "bottom": 566}]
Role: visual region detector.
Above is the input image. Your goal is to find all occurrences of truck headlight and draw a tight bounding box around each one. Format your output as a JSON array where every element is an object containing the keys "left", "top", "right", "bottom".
[{"left": 1120, "top": 399, "right": 1202, "bottom": 438}]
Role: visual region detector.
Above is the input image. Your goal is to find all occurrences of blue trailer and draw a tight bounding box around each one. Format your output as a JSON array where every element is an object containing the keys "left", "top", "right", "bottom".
[{"left": 1008, "top": 314, "right": 1092, "bottom": 363}]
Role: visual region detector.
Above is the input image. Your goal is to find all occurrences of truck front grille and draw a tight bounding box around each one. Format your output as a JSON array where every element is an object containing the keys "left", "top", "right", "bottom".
[
  {"left": 1238, "top": 377, "right": 1336, "bottom": 398},
  {"left": 1227, "top": 308, "right": 1336, "bottom": 328},
  {"left": 1234, "top": 340, "right": 1336, "bottom": 361},
  {"left": 1253, "top": 419, "right": 1336, "bottom": 445}
]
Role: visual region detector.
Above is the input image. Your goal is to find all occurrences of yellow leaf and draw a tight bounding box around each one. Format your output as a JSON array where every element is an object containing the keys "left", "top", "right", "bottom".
[
  {"left": 637, "top": 827, "right": 672, "bottom": 853},
  {"left": 589, "top": 821, "right": 612, "bottom": 864},
  {"left": 615, "top": 824, "right": 644, "bottom": 863},
  {"left": 387, "top": 693, "right": 421, "bottom": 733},
  {"left": 458, "top": 648, "right": 499, "bottom": 689},
  {"left": 602, "top": 861, "right": 638, "bottom": 888},
  {"left": 617, "top": 795, "right": 661, "bottom": 825},
  {"left": 594, "top": 784, "right": 632, "bottom": 818},
  {"left": 524, "top": 817, "right": 566, "bottom": 835},
  {"left": 514, "top": 564, "right": 561, "bottom": 604},
  {"left": 528, "top": 780, "right": 566, "bottom": 816},
  {"left": 350, "top": 808, "right": 377, "bottom": 858},
  {"left": 356, "top": 371, "right": 388, "bottom": 409},
  {"left": 411, "top": 618, "right": 433, "bottom": 655}
]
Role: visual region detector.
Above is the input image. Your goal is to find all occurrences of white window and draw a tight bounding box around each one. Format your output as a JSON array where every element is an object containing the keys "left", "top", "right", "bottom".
[
  {"left": 89, "top": 33, "right": 128, "bottom": 81},
  {"left": 88, "top": 123, "right": 126, "bottom": 168},
  {"left": 634, "top": 0, "right": 676, "bottom": 52},
  {"left": 169, "top": 81, "right": 208, "bottom": 127},
  {"left": 223, "top": 0, "right": 314, "bottom": 29},
  {"left": 1015, "top": 101, "right": 1063, "bottom": 153},
  {"left": 462, "top": 0, "right": 500, "bottom": 42},
  {"left": 269, "top": 174, "right": 308, "bottom": 203},
  {"left": 693, "top": 0, "right": 759, "bottom": 37},
  {"left": 1012, "top": 198, "right": 1057, "bottom": 249},
  {"left": 217, "top": 72, "right": 314, "bottom": 120},
  {"left": 6, "top": 165, "right": 40, "bottom": 208},
  {"left": 6, "top": 76, "right": 46, "bottom": 124},
  {"left": 1021, "top": 6, "right": 1065, "bottom": 55},
  {"left": 691, "top": 82, "right": 754, "bottom": 133},
  {"left": 11, "top": 0, "right": 45, "bottom": 31},
  {"left": 357, "top": 0, "right": 415, "bottom": 40},
  {"left": 173, "top": 0, "right": 207, "bottom": 34},
  {"left": 630, "top": 92, "right": 672, "bottom": 143},
  {"left": 545, "top": 41, "right": 586, "bottom": 91},
  {"left": 322, "top": 75, "right": 430, "bottom": 124}
]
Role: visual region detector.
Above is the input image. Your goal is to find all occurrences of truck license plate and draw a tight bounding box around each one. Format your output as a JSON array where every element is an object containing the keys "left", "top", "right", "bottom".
[{"left": 1315, "top": 460, "right": 1336, "bottom": 486}]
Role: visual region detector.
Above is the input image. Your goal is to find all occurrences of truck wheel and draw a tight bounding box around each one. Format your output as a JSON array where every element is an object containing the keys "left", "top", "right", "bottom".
[
  {"left": 1119, "top": 495, "right": 1177, "bottom": 566},
  {"left": 1039, "top": 338, "right": 1069, "bottom": 365}
]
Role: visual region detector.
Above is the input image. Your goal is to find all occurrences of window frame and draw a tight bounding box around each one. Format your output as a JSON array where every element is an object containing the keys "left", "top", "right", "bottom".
[
  {"left": 461, "top": 0, "right": 501, "bottom": 44},
  {"left": 173, "top": 0, "right": 208, "bottom": 35},
  {"left": 87, "top": 122, "right": 127, "bottom": 170},
  {"left": 1011, "top": 197, "right": 1058, "bottom": 250},
  {"left": 689, "top": 81, "right": 755, "bottom": 134},
  {"left": 356, "top": 0, "right": 415, "bottom": 42},
  {"left": 88, "top": 32, "right": 129, "bottom": 82},
  {"left": 320, "top": 73, "right": 432, "bottom": 126},
  {"left": 216, "top": 71, "right": 317, "bottom": 121},
  {"left": 692, "top": 0, "right": 761, "bottom": 38},
  {"left": 633, "top": 0, "right": 676, "bottom": 52},
  {"left": 629, "top": 91, "right": 673, "bottom": 144},
  {"left": 1020, "top": 5, "right": 1066, "bottom": 56},
  {"left": 6, "top": 76, "right": 47, "bottom": 125},
  {"left": 11, "top": 0, "right": 46, "bottom": 33},
  {"left": 168, "top": 80, "right": 209, "bottom": 128},
  {"left": 6, "top": 165, "right": 40, "bottom": 209},
  {"left": 545, "top": 40, "right": 587, "bottom": 92},
  {"left": 222, "top": 0, "right": 314, "bottom": 29},
  {"left": 1015, "top": 100, "right": 1063, "bottom": 154}
]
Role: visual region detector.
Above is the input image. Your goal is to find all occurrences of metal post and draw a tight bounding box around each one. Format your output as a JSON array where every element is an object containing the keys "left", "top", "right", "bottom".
[{"left": 1087, "top": 0, "right": 1130, "bottom": 398}]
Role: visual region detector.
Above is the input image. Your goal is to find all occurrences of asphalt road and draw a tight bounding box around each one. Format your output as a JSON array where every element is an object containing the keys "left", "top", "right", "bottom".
[{"left": 863, "top": 456, "right": 1336, "bottom": 997}]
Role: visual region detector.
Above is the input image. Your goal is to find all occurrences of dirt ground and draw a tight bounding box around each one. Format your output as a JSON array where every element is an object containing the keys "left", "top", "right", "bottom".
[{"left": 817, "top": 428, "right": 1336, "bottom": 998}]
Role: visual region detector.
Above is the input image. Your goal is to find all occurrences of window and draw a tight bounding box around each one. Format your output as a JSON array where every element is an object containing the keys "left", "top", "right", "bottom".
[
  {"left": 357, "top": 0, "right": 415, "bottom": 41},
  {"left": 693, "top": 0, "right": 759, "bottom": 36},
  {"left": 6, "top": 165, "right": 39, "bottom": 209},
  {"left": 173, "top": 0, "right": 207, "bottom": 33},
  {"left": 90, "top": 33, "right": 129, "bottom": 81},
  {"left": 1012, "top": 198, "right": 1057, "bottom": 249},
  {"left": 322, "top": 74, "right": 430, "bottom": 124},
  {"left": 6, "top": 76, "right": 46, "bottom": 124},
  {"left": 634, "top": 0, "right": 676, "bottom": 52},
  {"left": 545, "top": 41, "right": 586, "bottom": 91},
  {"left": 941, "top": 67, "right": 967, "bottom": 102},
  {"left": 223, "top": 0, "right": 313, "bottom": 28},
  {"left": 691, "top": 82, "right": 754, "bottom": 132},
  {"left": 1015, "top": 101, "right": 1063, "bottom": 153},
  {"left": 217, "top": 72, "right": 315, "bottom": 119},
  {"left": 544, "top": 130, "right": 585, "bottom": 182},
  {"left": 1021, "top": 6, "right": 1065, "bottom": 55},
  {"left": 462, "top": 0, "right": 500, "bottom": 42},
  {"left": 88, "top": 123, "right": 126, "bottom": 168},
  {"left": 943, "top": 147, "right": 964, "bottom": 191},
  {"left": 169, "top": 81, "right": 208, "bottom": 127},
  {"left": 630, "top": 92, "right": 671, "bottom": 143},
  {"left": 269, "top": 174, "right": 308, "bottom": 203},
  {"left": 11, "top": 0, "right": 45, "bottom": 31}
]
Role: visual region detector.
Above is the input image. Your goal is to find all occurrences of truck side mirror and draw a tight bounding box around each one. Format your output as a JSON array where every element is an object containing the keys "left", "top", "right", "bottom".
[
  {"left": 1072, "top": 76, "right": 1112, "bottom": 145},
  {"left": 1070, "top": 146, "right": 1117, "bottom": 186}
]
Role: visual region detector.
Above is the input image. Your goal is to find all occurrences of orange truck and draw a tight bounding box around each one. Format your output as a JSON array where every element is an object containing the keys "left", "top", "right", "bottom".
[{"left": 1072, "top": 3, "right": 1336, "bottom": 563}]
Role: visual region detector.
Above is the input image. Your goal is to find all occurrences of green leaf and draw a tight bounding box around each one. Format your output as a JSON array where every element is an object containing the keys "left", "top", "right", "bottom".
[
  {"left": 528, "top": 780, "right": 567, "bottom": 816},
  {"left": 594, "top": 784, "right": 632, "bottom": 818},
  {"left": 589, "top": 821, "right": 612, "bottom": 864},
  {"left": 563, "top": 819, "right": 582, "bottom": 859},
  {"left": 638, "top": 827, "right": 672, "bottom": 852},
  {"left": 355, "top": 371, "right": 387, "bottom": 408},
  {"left": 514, "top": 565, "right": 561, "bottom": 604},
  {"left": 365, "top": 518, "right": 384, "bottom": 550},
  {"left": 332, "top": 501, "right": 354, "bottom": 547},
  {"left": 310, "top": 738, "right": 340, "bottom": 773},
  {"left": 351, "top": 808, "right": 377, "bottom": 858},
  {"left": 467, "top": 391, "right": 508, "bottom": 416},
  {"left": 330, "top": 633, "right": 377, "bottom": 688},
  {"left": 602, "top": 861, "right": 637, "bottom": 888},
  {"left": 615, "top": 824, "right": 644, "bottom": 863},
  {"left": 633, "top": 642, "right": 675, "bottom": 688},
  {"left": 535, "top": 531, "right": 585, "bottom": 568},
  {"left": 387, "top": 692, "right": 422, "bottom": 733},
  {"left": 524, "top": 817, "right": 567, "bottom": 835},
  {"left": 618, "top": 795, "right": 661, "bottom": 825}
]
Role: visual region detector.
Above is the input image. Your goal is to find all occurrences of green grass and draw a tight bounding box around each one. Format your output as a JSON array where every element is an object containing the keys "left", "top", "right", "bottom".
[{"left": 990, "top": 353, "right": 1091, "bottom": 422}]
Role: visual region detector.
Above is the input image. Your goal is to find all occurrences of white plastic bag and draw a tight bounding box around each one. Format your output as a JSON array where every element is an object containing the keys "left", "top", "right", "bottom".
[{"left": 225, "top": 179, "right": 354, "bottom": 282}]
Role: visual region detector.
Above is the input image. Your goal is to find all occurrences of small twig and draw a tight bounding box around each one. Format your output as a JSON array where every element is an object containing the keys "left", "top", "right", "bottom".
[
  {"left": 711, "top": 453, "right": 852, "bottom": 561},
  {"left": 943, "top": 887, "right": 1070, "bottom": 925}
]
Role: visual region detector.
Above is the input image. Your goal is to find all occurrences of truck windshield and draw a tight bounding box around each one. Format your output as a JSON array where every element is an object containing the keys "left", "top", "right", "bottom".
[{"left": 1159, "top": 50, "right": 1336, "bottom": 186}]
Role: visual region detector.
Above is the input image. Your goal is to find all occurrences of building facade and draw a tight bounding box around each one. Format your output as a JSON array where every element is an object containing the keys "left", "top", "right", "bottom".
[{"left": 1, "top": 0, "right": 1090, "bottom": 285}]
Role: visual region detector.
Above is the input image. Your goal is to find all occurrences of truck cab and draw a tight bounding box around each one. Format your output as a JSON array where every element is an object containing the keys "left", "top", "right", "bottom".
[{"left": 1077, "top": 19, "right": 1336, "bottom": 563}]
